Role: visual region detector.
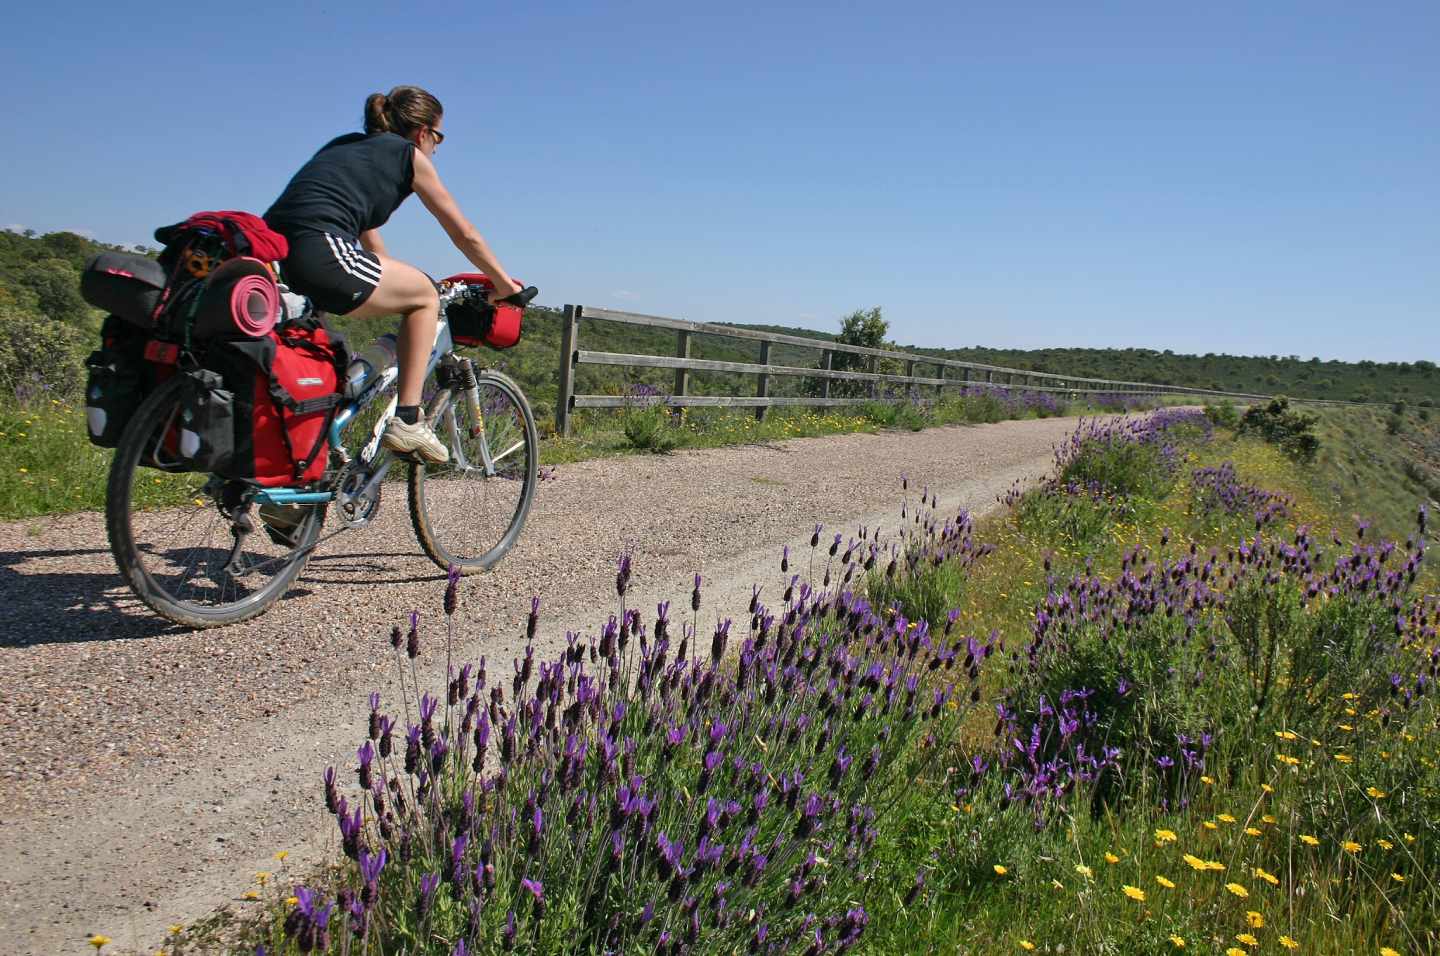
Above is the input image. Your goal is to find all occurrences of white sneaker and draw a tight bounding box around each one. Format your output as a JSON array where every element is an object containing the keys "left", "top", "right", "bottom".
[{"left": 381, "top": 417, "right": 450, "bottom": 465}]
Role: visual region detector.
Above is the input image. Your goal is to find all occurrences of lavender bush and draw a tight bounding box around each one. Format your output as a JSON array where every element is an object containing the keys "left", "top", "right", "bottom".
[
  {"left": 1190, "top": 461, "right": 1293, "bottom": 530},
  {"left": 263, "top": 528, "right": 993, "bottom": 954}
]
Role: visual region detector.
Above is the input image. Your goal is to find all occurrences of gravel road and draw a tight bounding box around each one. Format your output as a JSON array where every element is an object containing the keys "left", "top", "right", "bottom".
[{"left": 0, "top": 415, "right": 1081, "bottom": 954}]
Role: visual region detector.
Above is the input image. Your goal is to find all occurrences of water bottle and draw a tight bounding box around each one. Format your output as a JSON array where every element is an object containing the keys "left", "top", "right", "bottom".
[{"left": 347, "top": 333, "right": 399, "bottom": 395}]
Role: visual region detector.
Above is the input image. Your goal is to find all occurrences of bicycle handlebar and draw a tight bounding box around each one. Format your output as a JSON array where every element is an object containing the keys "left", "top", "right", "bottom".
[{"left": 499, "top": 285, "right": 539, "bottom": 308}]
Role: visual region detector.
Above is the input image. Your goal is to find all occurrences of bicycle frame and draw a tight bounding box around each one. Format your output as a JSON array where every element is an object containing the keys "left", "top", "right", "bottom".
[{"left": 252, "top": 310, "right": 473, "bottom": 509}]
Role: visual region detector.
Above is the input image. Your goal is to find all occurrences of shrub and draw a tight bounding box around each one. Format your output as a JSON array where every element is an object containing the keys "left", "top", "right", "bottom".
[
  {"left": 621, "top": 404, "right": 679, "bottom": 453},
  {"left": 1237, "top": 396, "right": 1320, "bottom": 461},
  {"left": 252, "top": 553, "right": 988, "bottom": 955},
  {"left": 1203, "top": 399, "right": 1240, "bottom": 429},
  {"left": 0, "top": 299, "right": 91, "bottom": 402}
]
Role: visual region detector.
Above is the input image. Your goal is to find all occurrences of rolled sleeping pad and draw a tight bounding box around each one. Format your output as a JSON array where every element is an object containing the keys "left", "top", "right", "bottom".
[{"left": 192, "top": 257, "right": 280, "bottom": 339}]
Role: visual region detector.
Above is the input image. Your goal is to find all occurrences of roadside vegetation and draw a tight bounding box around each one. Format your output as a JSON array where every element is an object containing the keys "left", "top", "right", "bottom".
[{"left": 137, "top": 405, "right": 1436, "bottom": 955}]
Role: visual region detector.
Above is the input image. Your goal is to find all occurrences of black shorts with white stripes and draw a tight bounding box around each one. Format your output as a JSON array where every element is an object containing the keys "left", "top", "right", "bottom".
[{"left": 279, "top": 231, "right": 383, "bottom": 315}]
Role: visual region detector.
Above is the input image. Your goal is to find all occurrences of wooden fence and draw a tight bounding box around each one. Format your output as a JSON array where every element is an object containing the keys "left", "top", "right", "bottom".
[{"left": 554, "top": 304, "right": 1323, "bottom": 437}]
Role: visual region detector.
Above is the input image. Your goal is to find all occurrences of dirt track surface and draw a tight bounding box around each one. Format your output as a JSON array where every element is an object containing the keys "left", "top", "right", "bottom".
[{"left": 0, "top": 416, "right": 1082, "bottom": 954}]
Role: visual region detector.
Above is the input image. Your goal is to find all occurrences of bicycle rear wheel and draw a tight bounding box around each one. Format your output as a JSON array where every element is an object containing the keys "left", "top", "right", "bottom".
[
  {"left": 106, "top": 375, "right": 325, "bottom": 628},
  {"left": 409, "top": 369, "right": 538, "bottom": 572}
]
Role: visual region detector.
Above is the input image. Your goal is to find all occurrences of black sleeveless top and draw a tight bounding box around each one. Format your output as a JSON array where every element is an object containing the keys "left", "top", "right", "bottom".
[{"left": 264, "top": 132, "right": 415, "bottom": 239}]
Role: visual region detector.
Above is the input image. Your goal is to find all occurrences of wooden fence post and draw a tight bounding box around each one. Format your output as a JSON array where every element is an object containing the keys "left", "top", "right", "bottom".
[
  {"left": 904, "top": 358, "right": 915, "bottom": 400},
  {"left": 673, "top": 330, "right": 691, "bottom": 423},
  {"left": 867, "top": 355, "right": 878, "bottom": 399},
  {"left": 821, "top": 350, "right": 833, "bottom": 400},
  {"left": 557, "top": 305, "right": 580, "bottom": 437},
  {"left": 755, "top": 341, "right": 771, "bottom": 421}
]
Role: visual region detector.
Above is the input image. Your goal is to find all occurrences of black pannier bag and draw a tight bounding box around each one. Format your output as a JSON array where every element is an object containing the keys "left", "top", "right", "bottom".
[
  {"left": 84, "top": 316, "right": 154, "bottom": 447},
  {"left": 80, "top": 253, "right": 169, "bottom": 330},
  {"left": 175, "top": 369, "right": 235, "bottom": 473}
]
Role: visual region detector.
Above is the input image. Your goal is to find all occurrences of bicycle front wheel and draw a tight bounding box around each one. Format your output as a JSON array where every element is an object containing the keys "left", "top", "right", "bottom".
[
  {"left": 106, "top": 375, "right": 325, "bottom": 628},
  {"left": 409, "top": 369, "right": 539, "bottom": 572}
]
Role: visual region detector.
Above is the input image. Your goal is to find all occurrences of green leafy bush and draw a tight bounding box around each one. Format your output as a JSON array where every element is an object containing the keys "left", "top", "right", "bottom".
[
  {"left": 620, "top": 404, "right": 679, "bottom": 453},
  {"left": 1238, "top": 396, "right": 1321, "bottom": 461},
  {"left": 0, "top": 299, "right": 91, "bottom": 401},
  {"left": 1202, "top": 399, "right": 1240, "bottom": 429}
]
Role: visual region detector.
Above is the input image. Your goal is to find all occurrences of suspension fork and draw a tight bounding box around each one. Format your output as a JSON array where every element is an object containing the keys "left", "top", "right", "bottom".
[{"left": 458, "top": 358, "right": 497, "bottom": 474}]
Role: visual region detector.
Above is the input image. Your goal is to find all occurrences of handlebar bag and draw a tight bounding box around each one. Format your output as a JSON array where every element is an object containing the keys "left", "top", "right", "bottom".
[
  {"left": 199, "top": 318, "right": 348, "bottom": 486},
  {"left": 442, "top": 274, "right": 524, "bottom": 349}
]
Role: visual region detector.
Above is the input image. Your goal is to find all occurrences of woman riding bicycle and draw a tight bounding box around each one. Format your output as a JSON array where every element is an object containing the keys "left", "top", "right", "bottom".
[{"left": 263, "top": 84, "right": 521, "bottom": 465}]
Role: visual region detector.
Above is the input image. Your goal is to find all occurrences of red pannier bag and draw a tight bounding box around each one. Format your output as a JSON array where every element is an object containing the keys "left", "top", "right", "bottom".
[
  {"left": 442, "top": 273, "right": 524, "bottom": 349},
  {"left": 203, "top": 318, "right": 348, "bottom": 486}
]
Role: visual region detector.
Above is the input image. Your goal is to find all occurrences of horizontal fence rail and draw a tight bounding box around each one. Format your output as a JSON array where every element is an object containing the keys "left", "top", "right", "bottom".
[{"left": 554, "top": 304, "right": 1369, "bottom": 436}]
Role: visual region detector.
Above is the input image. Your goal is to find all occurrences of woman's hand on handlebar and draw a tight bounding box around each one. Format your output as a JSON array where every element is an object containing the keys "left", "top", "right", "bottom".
[{"left": 487, "top": 275, "right": 524, "bottom": 304}]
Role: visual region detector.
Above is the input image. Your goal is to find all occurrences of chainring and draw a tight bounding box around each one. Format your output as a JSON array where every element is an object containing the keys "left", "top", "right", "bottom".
[{"left": 334, "top": 460, "right": 382, "bottom": 528}]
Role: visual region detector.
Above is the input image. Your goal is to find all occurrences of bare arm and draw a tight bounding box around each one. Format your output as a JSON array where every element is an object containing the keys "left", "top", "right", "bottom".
[
  {"left": 359, "top": 228, "right": 388, "bottom": 257},
  {"left": 410, "top": 148, "right": 521, "bottom": 298}
]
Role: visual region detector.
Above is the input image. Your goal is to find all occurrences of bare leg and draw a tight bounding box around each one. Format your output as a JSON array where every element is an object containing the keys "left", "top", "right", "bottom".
[{"left": 341, "top": 254, "right": 440, "bottom": 406}]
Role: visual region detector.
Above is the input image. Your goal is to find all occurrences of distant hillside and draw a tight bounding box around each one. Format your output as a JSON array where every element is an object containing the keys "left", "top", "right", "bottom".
[{"left": 3, "top": 228, "right": 1435, "bottom": 409}]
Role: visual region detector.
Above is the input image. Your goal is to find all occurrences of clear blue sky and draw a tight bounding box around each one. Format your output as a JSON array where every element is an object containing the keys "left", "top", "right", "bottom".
[{"left": 3, "top": 1, "right": 1436, "bottom": 362}]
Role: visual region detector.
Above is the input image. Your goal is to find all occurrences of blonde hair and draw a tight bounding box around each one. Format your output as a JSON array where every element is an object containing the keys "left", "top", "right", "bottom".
[{"left": 363, "top": 86, "right": 443, "bottom": 138}]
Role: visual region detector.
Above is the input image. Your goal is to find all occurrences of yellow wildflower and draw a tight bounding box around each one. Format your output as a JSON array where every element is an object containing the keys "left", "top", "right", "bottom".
[
  {"left": 1333, "top": 753, "right": 1354, "bottom": 764},
  {"left": 1203, "top": 820, "right": 1219, "bottom": 830},
  {"left": 1300, "top": 834, "right": 1320, "bottom": 846},
  {"left": 1404, "top": 833, "right": 1416, "bottom": 844},
  {"left": 1170, "top": 937, "right": 1187, "bottom": 948},
  {"left": 1155, "top": 828, "right": 1179, "bottom": 844},
  {"left": 1018, "top": 942, "right": 1036, "bottom": 952},
  {"left": 993, "top": 864, "right": 1008, "bottom": 876},
  {"left": 1245, "top": 827, "right": 1263, "bottom": 837},
  {"left": 1226, "top": 882, "right": 1250, "bottom": 898},
  {"left": 275, "top": 850, "right": 289, "bottom": 862},
  {"left": 1261, "top": 783, "right": 1275, "bottom": 793},
  {"left": 1075, "top": 864, "right": 1093, "bottom": 878},
  {"left": 285, "top": 895, "right": 299, "bottom": 906},
  {"left": 168, "top": 926, "right": 183, "bottom": 936},
  {"left": 1277, "top": 754, "right": 1301, "bottom": 766},
  {"left": 1227, "top": 949, "right": 1248, "bottom": 956},
  {"left": 1391, "top": 873, "right": 1405, "bottom": 883},
  {"left": 1367, "top": 787, "right": 1387, "bottom": 799},
  {"left": 1246, "top": 910, "right": 1265, "bottom": 928},
  {"left": 1218, "top": 813, "right": 1237, "bottom": 823},
  {"left": 1183, "top": 854, "right": 1208, "bottom": 870},
  {"left": 1237, "top": 934, "right": 1259, "bottom": 947},
  {"left": 242, "top": 890, "right": 259, "bottom": 901},
  {"left": 1201, "top": 775, "right": 1216, "bottom": 784},
  {"left": 1279, "top": 937, "right": 1299, "bottom": 950},
  {"left": 1122, "top": 884, "right": 1146, "bottom": 902},
  {"left": 1254, "top": 867, "right": 1280, "bottom": 885},
  {"left": 1343, "top": 841, "right": 1363, "bottom": 854},
  {"left": 1275, "top": 730, "right": 1299, "bottom": 741},
  {"left": 89, "top": 937, "right": 112, "bottom": 951},
  {"left": 1105, "top": 852, "right": 1120, "bottom": 864},
  {"left": 1380, "top": 949, "right": 1401, "bottom": 956},
  {"left": 1261, "top": 814, "right": 1277, "bottom": 824},
  {"left": 1378, "top": 839, "right": 1394, "bottom": 850}
]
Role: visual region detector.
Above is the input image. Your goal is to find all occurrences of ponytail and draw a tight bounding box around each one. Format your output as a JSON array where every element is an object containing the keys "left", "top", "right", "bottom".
[
  {"left": 362, "top": 86, "right": 443, "bottom": 137},
  {"left": 363, "top": 92, "right": 393, "bottom": 134}
]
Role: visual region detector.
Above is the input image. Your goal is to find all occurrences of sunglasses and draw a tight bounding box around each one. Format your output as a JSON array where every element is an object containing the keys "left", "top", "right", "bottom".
[{"left": 428, "top": 126, "right": 445, "bottom": 147}]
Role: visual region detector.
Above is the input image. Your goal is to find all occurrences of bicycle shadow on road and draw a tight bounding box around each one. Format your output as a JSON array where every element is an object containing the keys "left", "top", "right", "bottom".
[
  {"left": 301, "top": 549, "right": 451, "bottom": 586},
  {"left": 0, "top": 546, "right": 318, "bottom": 646}
]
